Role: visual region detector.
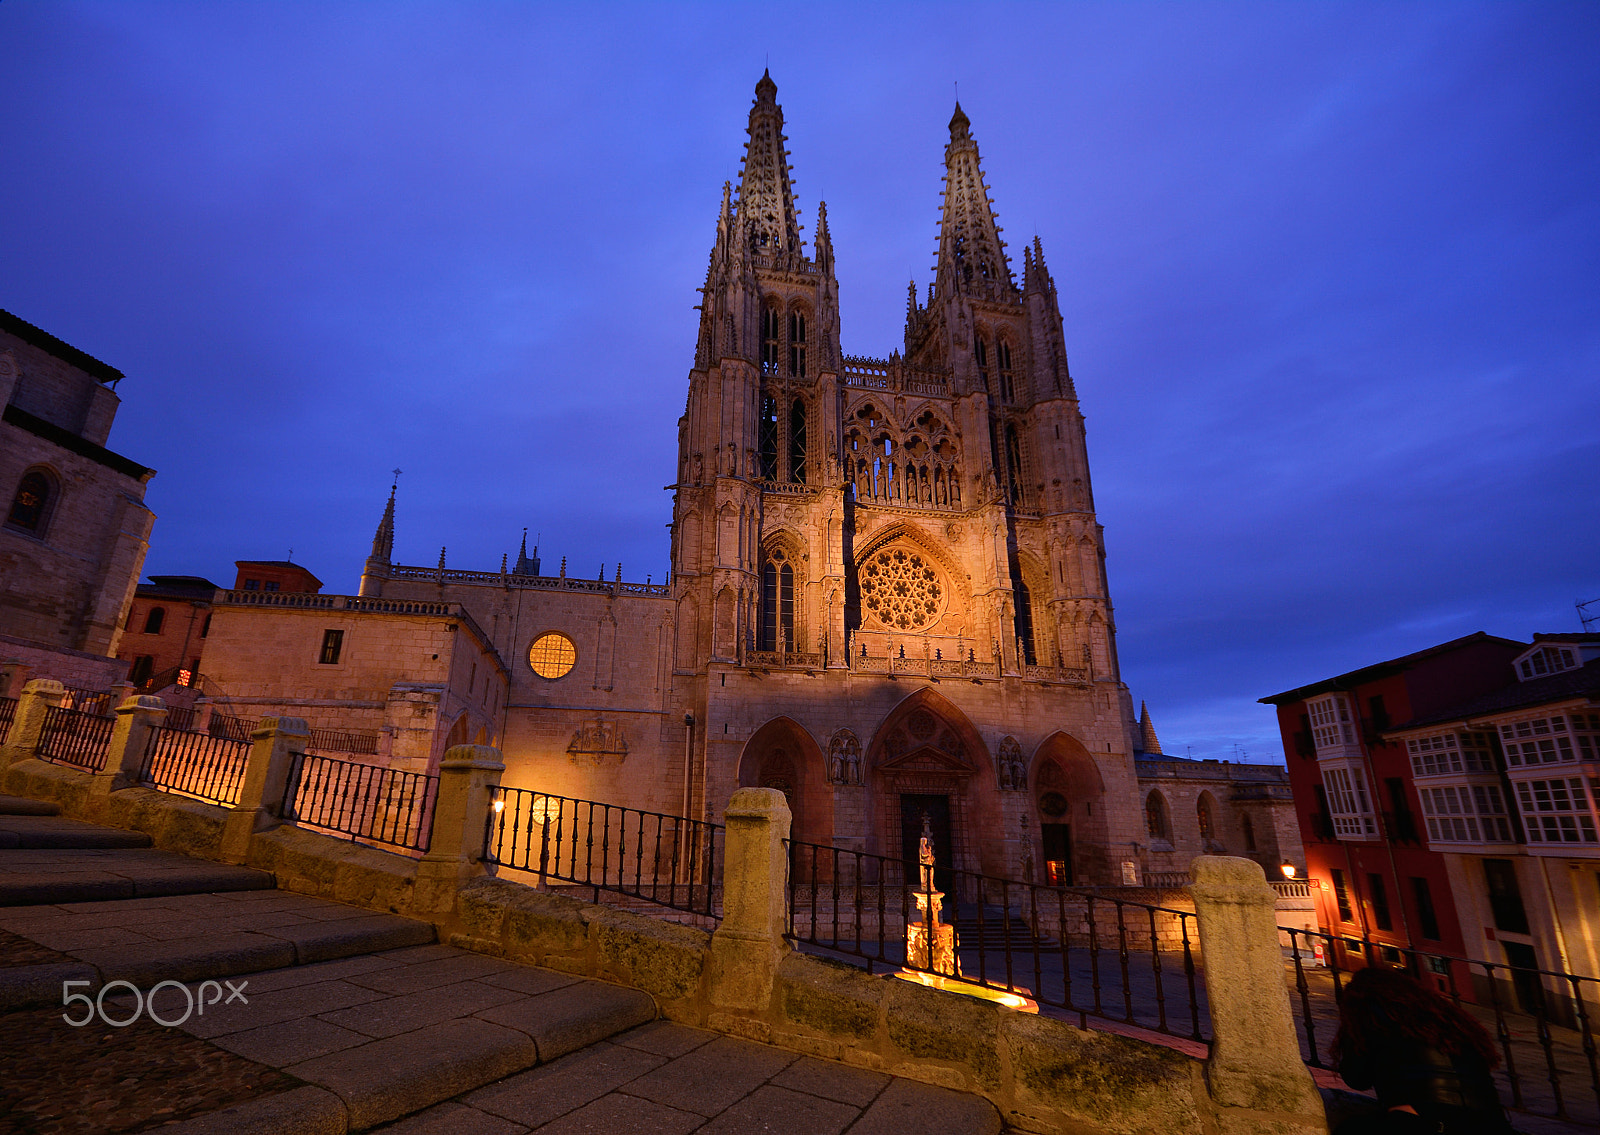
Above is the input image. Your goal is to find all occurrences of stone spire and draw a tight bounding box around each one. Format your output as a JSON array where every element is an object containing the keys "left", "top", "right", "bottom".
[
  {"left": 812, "top": 199, "right": 833, "bottom": 274},
  {"left": 513, "top": 528, "right": 540, "bottom": 576},
  {"left": 934, "top": 102, "right": 1015, "bottom": 302},
  {"left": 369, "top": 484, "right": 395, "bottom": 562},
  {"left": 736, "top": 70, "right": 802, "bottom": 257},
  {"left": 1139, "top": 702, "right": 1163, "bottom": 755}
]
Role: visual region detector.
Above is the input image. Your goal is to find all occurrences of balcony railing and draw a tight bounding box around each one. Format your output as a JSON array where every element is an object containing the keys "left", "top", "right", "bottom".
[{"left": 34, "top": 705, "right": 114, "bottom": 772}]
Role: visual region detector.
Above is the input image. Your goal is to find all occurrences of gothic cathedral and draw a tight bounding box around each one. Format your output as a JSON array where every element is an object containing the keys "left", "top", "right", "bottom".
[{"left": 360, "top": 73, "right": 1143, "bottom": 886}]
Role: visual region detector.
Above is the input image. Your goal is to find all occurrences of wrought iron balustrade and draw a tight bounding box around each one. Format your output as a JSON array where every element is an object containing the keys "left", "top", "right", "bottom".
[
  {"left": 484, "top": 788, "right": 723, "bottom": 920},
  {"left": 35, "top": 705, "right": 114, "bottom": 771},
  {"left": 282, "top": 752, "right": 436, "bottom": 854},
  {"left": 140, "top": 725, "right": 250, "bottom": 807}
]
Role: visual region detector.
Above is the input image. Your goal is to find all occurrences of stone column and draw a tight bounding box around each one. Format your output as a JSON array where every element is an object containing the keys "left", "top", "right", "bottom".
[
  {"left": 219, "top": 717, "right": 309, "bottom": 863},
  {"left": 1190, "top": 855, "right": 1327, "bottom": 1135},
  {"left": 90, "top": 695, "right": 168, "bottom": 795},
  {"left": 708, "top": 787, "right": 791, "bottom": 1033},
  {"left": 414, "top": 745, "right": 504, "bottom": 913},
  {"left": 1, "top": 679, "right": 65, "bottom": 766},
  {"left": 192, "top": 696, "right": 215, "bottom": 735}
]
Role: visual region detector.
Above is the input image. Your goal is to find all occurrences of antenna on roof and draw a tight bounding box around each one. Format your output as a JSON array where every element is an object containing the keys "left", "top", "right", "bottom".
[
  {"left": 287, "top": 548, "right": 293, "bottom": 563},
  {"left": 1579, "top": 597, "right": 1600, "bottom": 632}
]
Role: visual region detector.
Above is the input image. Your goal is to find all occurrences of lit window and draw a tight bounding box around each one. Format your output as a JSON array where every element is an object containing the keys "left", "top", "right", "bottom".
[
  {"left": 5, "top": 468, "right": 56, "bottom": 535},
  {"left": 528, "top": 632, "right": 577, "bottom": 679}
]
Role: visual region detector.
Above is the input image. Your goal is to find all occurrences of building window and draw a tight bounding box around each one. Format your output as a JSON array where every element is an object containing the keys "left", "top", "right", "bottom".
[
  {"left": 243, "top": 579, "right": 260, "bottom": 590},
  {"left": 1513, "top": 777, "right": 1598, "bottom": 843},
  {"left": 1321, "top": 764, "right": 1377, "bottom": 837},
  {"left": 5, "top": 468, "right": 56, "bottom": 535},
  {"left": 318, "top": 629, "right": 344, "bottom": 665},
  {"left": 1482, "top": 859, "right": 1530, "bottom": 935},
  {"left": 759, "top": 550, "right": 794, "bottom": 652},
  {"left": 129, "top": 655, "right": 154, "bottom": 685},
  {"left": 788, "top": 310, "right": 806, "bottom": 378},
  {"left": 1145, "top": 791, "right": 1169, "bottom": 840},
  {"left": 527, "top": 632, "right": 576, "bottom": 680},
  {"left": 201, "top": 612, "right": 212, "bottom": 638},
  {"left": 1418, "top": 783, "right": 1514, "bottom": 843},
  {"left": 264, "top": 580, "right": 279, "bottom": 592},
  {"left": 1241, "top": 812, "right": 1257, "bottom": 852},
  {"left": 1331, "top": 869, "right": 1353, "bottom": 922},
  {"left": 1519, "top": 646, "right": 1577, "bottom": 679},
  {"left": 143, "top": 607, "right": 166, "bottom": 635},
  {"left": 788, "top": 399, "right": 807, "bottom": 483},
  {"left": 974, "top": 335, "right": 990, "bottom": 392},
  {"left": 1407, "top": 731, "right": 1495, "bottom": 776},
  {"left": 1308, "top": 696, "right": 1356, "bottom": 751},
  {"left": 761, "top": 306, "right": 780, "bottom": 374},
  {"left": 1367, "top": 873, "right": 1393, "bottom": 931},
  {"left": 758, "top": 393, "right": 779, "bottom": 481},
  {"left": 1197, "top": 795, "right": 1215, "bottom": 841},
  {"left": 1013, "top": 578, "right": 1036, "bottom": 666},
  {"left": 1410, "top": 877, "right": 1441, "bottom": 941},
  {"left": 1500, "top": 717, "right": 1579, "bottom": 766}
]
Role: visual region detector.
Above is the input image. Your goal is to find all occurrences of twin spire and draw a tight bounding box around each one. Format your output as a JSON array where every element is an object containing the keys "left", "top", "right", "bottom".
[{"left": 721, "top": 73, "right": 1020, "bottom": 302}]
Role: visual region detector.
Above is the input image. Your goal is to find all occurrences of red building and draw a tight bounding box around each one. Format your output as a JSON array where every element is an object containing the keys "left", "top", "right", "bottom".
[
  {"left": 1260, "top": 632, "right": 1525, "bottom": 989},
  {"left": 233, "top": 559, "right": 323, "bottom": 594},
  {"left": 117, "top": 575, "right": 220, "bottom": 688}
]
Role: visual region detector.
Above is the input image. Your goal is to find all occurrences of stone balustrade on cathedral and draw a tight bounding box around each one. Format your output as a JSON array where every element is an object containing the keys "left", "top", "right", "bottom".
[
  {"left": 841, "top": 353, "right": 949, "bottom": 397},
  {"left": 385, "top": 564, "right": 671, "bottom": 597}
]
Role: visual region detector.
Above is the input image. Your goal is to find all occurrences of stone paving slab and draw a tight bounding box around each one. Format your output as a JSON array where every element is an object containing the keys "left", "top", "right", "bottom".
[
  {"left": 0, "top": 794, "right": 62, "bottom": 815},
  {"left": 0, "top": 812, "right": 154, "bottom": 848},
  {"left": 0, "top": 847, "right": 274, "bottom": 904},
  {"left": 376, "top": 1022, "right": 1004, "bottom": 1135}
]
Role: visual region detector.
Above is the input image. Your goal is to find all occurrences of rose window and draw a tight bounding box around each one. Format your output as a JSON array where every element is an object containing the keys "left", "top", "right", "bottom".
[{"left": 859, "top": 548, "right": 945, "bottom": 629}]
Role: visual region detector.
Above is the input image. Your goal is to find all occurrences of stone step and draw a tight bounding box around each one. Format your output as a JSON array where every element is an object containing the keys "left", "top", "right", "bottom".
[
  {"left": 0, "top": 812, "right": 154, "bottom": 849},
  {"left": 0, "top": 847, "right": 272, "bottom": 905},
  {"left": 0, "top": 888, "right": 438, "bottom": 1004},
  {"left": 98, "top": 945, "right": 659, "bottom": 1133},
  {"left": 0, "top": 794, "right": 61, "bottom": 816}
]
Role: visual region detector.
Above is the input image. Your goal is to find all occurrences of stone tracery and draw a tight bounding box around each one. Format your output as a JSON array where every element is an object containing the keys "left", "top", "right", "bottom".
[{"left": 859, "top": 547, "right": 945, "bottom": 630}]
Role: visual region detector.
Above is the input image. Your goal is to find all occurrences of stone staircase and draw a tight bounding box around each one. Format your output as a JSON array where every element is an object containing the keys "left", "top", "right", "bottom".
[{"left": 0, "top": 794, "right": 1003, "bottom": 1134}]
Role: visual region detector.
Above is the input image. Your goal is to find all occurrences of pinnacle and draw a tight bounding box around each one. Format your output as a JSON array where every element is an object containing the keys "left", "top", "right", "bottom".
[
  {"left": 755, "top": 68, "right": 777, "bottom": 104},
  {"left": 949, "top": 101, "right": 970, "bottom": 140}
]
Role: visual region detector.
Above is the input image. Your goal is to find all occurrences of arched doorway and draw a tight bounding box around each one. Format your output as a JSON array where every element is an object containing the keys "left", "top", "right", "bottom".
[
  {"left": 1030, "top": 732, "right": 1109, "bottom": 886},
  {"left": 737, "top": 717, "right": 831, "bottom": 851},
  {"left": 864, "top": 689, "right": 1002, "bottom": 883}
]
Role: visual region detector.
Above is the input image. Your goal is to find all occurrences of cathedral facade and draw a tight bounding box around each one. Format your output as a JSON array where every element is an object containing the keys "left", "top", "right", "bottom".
[{"left": 357, "top": 74, "right": 1143, "bottom": 886}]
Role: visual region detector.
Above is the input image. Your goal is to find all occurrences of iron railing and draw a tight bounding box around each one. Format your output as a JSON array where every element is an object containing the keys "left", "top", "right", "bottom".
[
  {"left": 307, "top": 727, "right": 380, "bottom": 755},
  {"left": 208, "top": 714, "right": 254, "bottom": 743},
  {"left": 34, "top": 705, "right": 115, "bottom": 771},
  {"left": 0, "top": 696, "right": 16, "bottom": 744},
  {"left": 139, "top": 725, "right": 251, "bottom": 807},
  {"left": 282, "top": 752, "right": 436, "bottom": 853},
  {"left": 484, "top": 789, "right": 724, "bottom": 920},
  {"left": 1283, "top": 927, "right": 1600, "bottom": 1126},
  {"left": 61, "top": 687, "right": 114, "bottom": 717},
  {"left": 785, "top": 839, "right": 1206, "bottom": 1044}
]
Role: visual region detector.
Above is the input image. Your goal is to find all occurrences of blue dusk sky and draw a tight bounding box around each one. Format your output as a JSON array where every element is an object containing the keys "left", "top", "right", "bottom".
[{"left": 2, "top": 3, "right": 1596, "bottom": 762}]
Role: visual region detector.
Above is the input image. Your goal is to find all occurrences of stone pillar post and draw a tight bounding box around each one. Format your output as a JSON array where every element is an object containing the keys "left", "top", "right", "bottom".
[
  {"left": 109, "top": 680, "right": 136, "bottom": 705},
  {"left": 708, "top": 787, "right": 791, "bottom": 1034},
  {"left": 219, "top": 717, "right": 308, "bottom": 863},
  {"left": 90, "top": 695, "right": 168, "bottom": 795},
  {"left": 1190, "top": 855, "right": 1327, "bottom": 1135},
  {"left": 192, "top": 696, "right": 215, "bottom": 735},
  {"left": 414, "top": 745, "right": 504, "bottom": 913},
  {"left": 0, "top": 661, "right": 34, "bottom": 700},
  {"left": 1, "top": 679, "right": 65, "bottom": 766}
]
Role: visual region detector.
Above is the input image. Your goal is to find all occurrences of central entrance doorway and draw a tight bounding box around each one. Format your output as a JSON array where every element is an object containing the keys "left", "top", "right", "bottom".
[
  {"left": 1041, "top": 821, "right": 1072, "bottom": 886},
  {"left": 899, "top": 793, "right": 953, "bottom": 894}
]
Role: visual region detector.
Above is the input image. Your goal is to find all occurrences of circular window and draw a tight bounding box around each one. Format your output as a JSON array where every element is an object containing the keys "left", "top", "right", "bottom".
[
  {"left": 858, "top": 547, "right": 945, "bottom": 630},
  {"left": 527, "top": 632, "right": 577, "bottom": 679},
  {"left": 1038, "top": 792, "right": 1069, "bottom": 818}
]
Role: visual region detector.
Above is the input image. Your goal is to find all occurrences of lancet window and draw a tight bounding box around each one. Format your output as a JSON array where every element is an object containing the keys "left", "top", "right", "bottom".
[
  {"left": 788, "top": 311, "right": 806, "bottom": 378},
  {"left": 974, "top": 335, "right": 990, "bottom": 393},
  {"left": 788, "top": 399, "right": 807, "bottom": 483},
  {"left": 759, "top": 548, "right": 795, "bottom": 652},
  {"left": 758, "top": 393, "right": 779, "bottom": 481},
  {"left": 760, "top": 305, "right": 781, "bottom": 375},
  {"left": 997, "top": 340, "right": 1014, "bottom": 403}
]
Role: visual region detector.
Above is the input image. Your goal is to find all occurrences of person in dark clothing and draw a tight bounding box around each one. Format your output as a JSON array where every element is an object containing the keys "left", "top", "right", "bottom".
[{"left": 1331, "top": 966, "right": 1513, "bottom": 1135}]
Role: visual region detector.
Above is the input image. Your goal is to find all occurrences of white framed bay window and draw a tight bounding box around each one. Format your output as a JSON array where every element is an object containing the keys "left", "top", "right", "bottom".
[{"left": 1321, "top": 763, "right": 1378, "bottom": 838}]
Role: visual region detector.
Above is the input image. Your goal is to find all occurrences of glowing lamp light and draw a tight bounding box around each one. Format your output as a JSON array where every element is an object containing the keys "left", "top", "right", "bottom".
[
  {"left": 1280, "top": 860, "right": 1296, "bottom": 879},
  {"left": 492, "top": 799, "right": 505, "bottom": 814}
]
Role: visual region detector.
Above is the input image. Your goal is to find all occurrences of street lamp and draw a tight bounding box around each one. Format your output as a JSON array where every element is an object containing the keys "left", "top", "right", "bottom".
[{"left": 1280, "top": 860, "right": 1297, "bottom": 879}]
